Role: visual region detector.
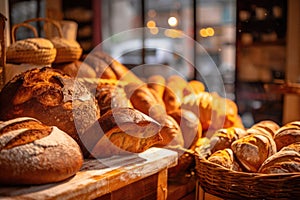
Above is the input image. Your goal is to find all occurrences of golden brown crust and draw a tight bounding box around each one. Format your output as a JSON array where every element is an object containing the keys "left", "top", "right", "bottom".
[
  {"left": 210, "top": 127, "right": 247, "bottom": 154},
  {"left": 168, "top": 108, "right": 202, "bottom": 149},
  {"left": 274, "top": 124, "right": 300, "bottom": 151},
  {"left": 251, "top": 120, "right": 280, "bottom": 138},
  {"left": 95, "top": 81, "right": 131, "bottom": 115},
  {"left": 154, "top": 115, "right": 184, "bottom": 147},
  {"left": 147, "top": 75, "right": 166, "bottom": 99},
  {"left": 124, "top": 82, "right": 167, "bottom": 123},
  {"left": 186, "top": 80, "right": 205, "bottom": 95},
  {"left": 82, "top": 107, "right": 162, "bottom": 158},
  {"left": 231, "top": 133, "right": 277, "bottom": 172},
  {"left": 81, "top": 53, "right": 117, "bottom": 79},
  {"left": 0, "top": 117, "right": 83, "bottom": 185},
  {"left": 207, "top": 148, "right": 235, "bottom": 169},
  {"left": 0, "top": 67, "right": 100, "bottom": 157},
  {"left": 53, "top": 60, "right": 96, "bottom": 78},
  {"left": 258, "top": 150, "right": 300, "bottom": 174}
]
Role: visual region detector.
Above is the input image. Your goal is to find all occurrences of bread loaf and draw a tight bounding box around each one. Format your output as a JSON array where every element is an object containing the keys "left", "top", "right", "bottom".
[
  {"left": 250, "top": 120, "right": 280, "bottom": 138},
  {"left": 0, "top": 67, "right": 100, "bottom": 157},
  {"left": 82, "top": 53, "right": 117, "bottom": 79},
  {"left": 154, "top": 115, "right": 184, "bottom": 147},
  {"left": 0, "top": 117, "right": 83, "bottom": 185},
  {"left": 274, "top": 122, "right": 300, "bottom": 151},
  {"left": 258, "top": 150, "right": 300, "bottom": 174},
  {"left": 147, "top": 75, "right": 166, "bottom": 99},
  {"left": 168, "top": 108, "right": 202, "bottom": 149},
  {"left": 209, "top": 127, "right": 247, "bottom": 154},
  {"left": 95, "top": 80, "right": 131, "bottom": 115},
  {"left": 125, "top": 82, "right": 167, "bottom": 123},
  {"left": 53, "top": 60, "right": 97, "bottom": 78},
  {"left": 81, "top": 107, "right": 162, "bottom": 158},
  {"left": 231, "top": 133, "right": 277, "bottom": 172},
  {"left": 90, "top": 51, "right": 143, "bottom": 84},
  {"left": 207, "top": 148, "right": 235, "bottom": 169}
]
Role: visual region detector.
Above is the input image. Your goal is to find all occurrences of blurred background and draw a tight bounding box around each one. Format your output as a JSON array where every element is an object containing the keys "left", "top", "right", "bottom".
[{"left": 4, "top": 0, "right": 300, "bottom": 128}]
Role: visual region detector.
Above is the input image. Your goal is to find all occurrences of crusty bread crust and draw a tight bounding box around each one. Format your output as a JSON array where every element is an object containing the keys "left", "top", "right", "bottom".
[{"left": 0, "top": 117, "right": 83, "bottom": 185}]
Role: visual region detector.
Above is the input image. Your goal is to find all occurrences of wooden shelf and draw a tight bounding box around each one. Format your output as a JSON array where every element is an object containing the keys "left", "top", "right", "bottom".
[{"left": 0, "top": 148, "right": 178, "bottom": 200}]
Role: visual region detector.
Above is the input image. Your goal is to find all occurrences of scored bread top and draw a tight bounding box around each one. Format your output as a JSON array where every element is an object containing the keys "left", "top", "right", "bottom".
[{"left": 0, "top": 117, "right": 51, "bottom": 150}]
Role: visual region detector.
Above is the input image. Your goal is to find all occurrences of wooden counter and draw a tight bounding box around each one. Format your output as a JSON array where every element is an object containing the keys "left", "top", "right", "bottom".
[{"left": 0, "top": 147, "right": 178, "bottom": 200}]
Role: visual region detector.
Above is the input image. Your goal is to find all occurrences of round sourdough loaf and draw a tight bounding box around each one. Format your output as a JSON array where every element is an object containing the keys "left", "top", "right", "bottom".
[
  {"left": 0, "top": 117, "right": 83, "bottom": 185},
  {"left": 0, "top": 67, "right": 100, "bottom": 157}
]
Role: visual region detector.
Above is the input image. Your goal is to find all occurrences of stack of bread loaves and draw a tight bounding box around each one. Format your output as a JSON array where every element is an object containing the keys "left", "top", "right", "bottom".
[{"left": 202, "top": 120, "right": 300, "bottom": 174}]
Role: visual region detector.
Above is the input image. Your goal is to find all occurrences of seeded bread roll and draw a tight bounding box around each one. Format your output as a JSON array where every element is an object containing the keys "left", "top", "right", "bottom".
[
  {"left": 0, "top": 67, "right": 100, "bottom": 157},
  {"left": 231, "top": 133, "right": 277, "bottom": 172},
  {"left": 0, "top": 117, "right": 83, "bottom": 185},
  {"left": 209, "top": 127, "right": 247, "bottom": 154},
  {"left": 274, "top": 123, "right": 300, "bottom": 151},
  {"left": 81, "top": 107, "right": 162, "bottom": 158}
]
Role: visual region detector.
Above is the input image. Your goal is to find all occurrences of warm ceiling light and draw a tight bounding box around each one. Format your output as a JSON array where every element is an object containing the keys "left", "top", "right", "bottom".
[
  {"left": 147, "top": 20, "right": 156, "bottom": 28},
  {"left": 148, "top": 9, "right": 157, "bottom": 18},
  {"left": 168, "top": 16, "right": 178, "bottom": 27},
  {"left": 206, "top": 27, "right": 215, "bottom": 36},
  {"left": 199, "top": 28, "right": 208, "bottom": 37}
]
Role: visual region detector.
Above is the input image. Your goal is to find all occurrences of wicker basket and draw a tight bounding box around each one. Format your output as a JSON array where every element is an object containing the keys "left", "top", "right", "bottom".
[
  {"left": 195, "top": 156, "right": 300, "bottom": 199},
  {"left": 6, "top": 23, "right": 57, "bottom": 65},
  {"left": 23, "top": 18, "right": 82, "bottom": 64}
]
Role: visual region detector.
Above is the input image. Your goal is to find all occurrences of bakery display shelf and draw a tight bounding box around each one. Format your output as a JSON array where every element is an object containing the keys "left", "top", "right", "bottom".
[
  {"left": 264, "top": 81, "right": 300, "bottom": 96},
  {"left": 0, "top": 147, "right": 177, "bottom": 200}
]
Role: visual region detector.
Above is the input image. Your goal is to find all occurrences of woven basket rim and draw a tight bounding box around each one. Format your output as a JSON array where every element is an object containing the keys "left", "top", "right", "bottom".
[{"left": 195, "top": 155, "right": 300, "bottom": 199}]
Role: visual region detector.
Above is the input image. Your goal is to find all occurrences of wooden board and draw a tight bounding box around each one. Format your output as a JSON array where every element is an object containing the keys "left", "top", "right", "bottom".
[{"left": 0, "top": 147, "right": 177, "bottom": 200}]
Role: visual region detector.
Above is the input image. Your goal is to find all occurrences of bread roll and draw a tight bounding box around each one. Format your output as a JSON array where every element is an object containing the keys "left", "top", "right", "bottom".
[
  {"left": 0, "top": 117, "right": 83, "bottom": 185},
  {"left": 154, "top": 115, "right": 184, "bottom": 147},
  {"left": 280, "top": 142, "right": 300, "bottom": 153},
  {"left": 95, "top": 80, "right": 131, "bottom": 115},
  {"left": 125, "top": 82, "right": 167, "bottom": 123},
  {"left": 186, "top": 80, "right": 205, "bottom": 95},
  {"left": 0, "top": 67, "right": 100, "bottom": 157},
  {"left": 231, "top": 133, "right": 277, "bottom": 172},
  {"left": 147, "top": 75, "right": 166, "bottom": 99},
  {"left": 251, "top": 120, "right": 280, "bottom": 138},
  {"left": 53, "top": 60, "right": 97, "bottom": 78},
  {"left": 163, "top": 85, "right": 182, "bottom": 114},
  {"left": 207, "top": 148, "right": 235, "bottom": 169},
  {"left": 210, "top": 127, "right": 247, "bottom": 153},
  {"left": 258, "top": 150, "right": 300, "bottom": 174},
  {"left": 274, "top": 123, "right": 300, "bottom": 151},
  {"left": 81, "top": 107, "right": 162, "bottom": 158},
  {"left": 90, "top": 51, "right": 143, "bottom": 84},
  {"left": 82, "top": 53, "right": 117, "bottom": 80},
  {"left": 168, "top": 108, "right": 202, "bottom": 149}
]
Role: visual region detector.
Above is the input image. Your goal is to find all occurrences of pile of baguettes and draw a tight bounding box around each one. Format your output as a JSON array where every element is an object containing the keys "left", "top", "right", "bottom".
[
  {"left": 205, "top": 120, "right": 300, "bottom": 174},
  {"left": 0, "top": 50, "right": 244, "bottom": 186}
]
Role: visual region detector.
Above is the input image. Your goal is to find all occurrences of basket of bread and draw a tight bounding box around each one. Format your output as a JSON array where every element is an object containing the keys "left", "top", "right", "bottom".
[{"left": 195, "top": 120, "right": 300, "bottom": 199}]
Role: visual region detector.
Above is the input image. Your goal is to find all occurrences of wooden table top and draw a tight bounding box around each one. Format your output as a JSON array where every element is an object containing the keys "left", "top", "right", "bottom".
[{"left": 0, "top": 147, "right": 178, "bottom": 200}]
